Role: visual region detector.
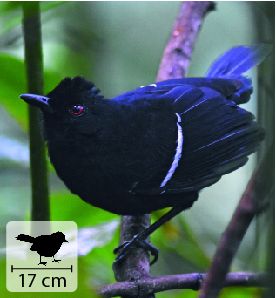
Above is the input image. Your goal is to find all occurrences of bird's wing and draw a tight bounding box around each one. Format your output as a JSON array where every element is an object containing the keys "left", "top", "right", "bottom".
[
  {"left": 167, "top": 84, "right": 263, "bottom": 193},
  {"left": 124, "top": 78, "right": 264, "bottom": 195},
  {"left": 112, "top": 44, "right": 270, "bottom": 195}
]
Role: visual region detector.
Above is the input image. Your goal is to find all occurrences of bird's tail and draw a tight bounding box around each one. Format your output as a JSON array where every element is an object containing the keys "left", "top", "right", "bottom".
[
  {"left": 205, "top": 43, "right": 272, "bottom": 78},
  {"left": 205, "top": 44, "right": 272, "bottom": 105},
  {"left": 16, "top": 234, "right": 35, "bottom": 243}
]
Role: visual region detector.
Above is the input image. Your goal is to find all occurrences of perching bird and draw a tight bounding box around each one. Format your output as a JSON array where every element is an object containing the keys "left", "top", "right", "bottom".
[
  {"left": 16, "top": 232, "right": 68, "bottom": 266},
  {"left": 20, "top": 44, "right": 271, "bottom": 265}
]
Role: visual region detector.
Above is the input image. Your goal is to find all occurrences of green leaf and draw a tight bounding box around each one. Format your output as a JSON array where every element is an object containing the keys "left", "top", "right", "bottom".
[
  {"left": 0, "top": 2, "right": 68, "bottom": 38},
  {"left": 50, "top": 192, "right": 118, "bottom": 228},
  {"left": 0, "top": 1, "right": 23, "bottom": 14},
  {"left": 0, "top": 54, "right": 28, "bottom": 129},
  {"left": 0, "top": 53, "right": 64, "bottom": 131},
  {"left": 40, "top": 2, "right": 68, "bottom": 13},
  {"left": 177, "top": 214, "right": 211, "bottom": 269},
  {"left": 152, "top": 209, "right": 211, "bottom": 271},
  {"left": 49, "top": 192, "right": 120, "bottom": 284},
  {"left": 0, "top": 1, "right": 67, "bottom": 14},
  {"left": 220, "top": 286, "right": 264, "bottom": 297}
]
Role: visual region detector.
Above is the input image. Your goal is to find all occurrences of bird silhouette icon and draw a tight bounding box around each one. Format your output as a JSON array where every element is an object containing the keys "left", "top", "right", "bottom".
[{"left": 16, "top": 231, "right": 68, "bottom": 266}]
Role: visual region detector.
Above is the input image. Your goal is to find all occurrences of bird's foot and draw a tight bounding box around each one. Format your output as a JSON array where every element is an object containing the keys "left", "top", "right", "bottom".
[
  {"left": 38, "top": 261, "right": 47, "bottom": 266},
  {"left": 52, "top": 259, "right": 61, "bottom": 263},
  {"left": 113, "top": 234, "right": 158, "bottom": 266}
]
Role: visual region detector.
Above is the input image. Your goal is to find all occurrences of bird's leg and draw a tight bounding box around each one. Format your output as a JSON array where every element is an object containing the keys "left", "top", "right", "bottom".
[
  {"left": 38, "top": 255, "right": 47, "bottom": 266},
  {"left": 52, "top": 255, "right": 61, "bottom": 263},
  {"left": 114, "top": 193, "right": 198, "bottom": 266},
  {"left": 114, "top": 206, "right": 184, "bottom": 265}
]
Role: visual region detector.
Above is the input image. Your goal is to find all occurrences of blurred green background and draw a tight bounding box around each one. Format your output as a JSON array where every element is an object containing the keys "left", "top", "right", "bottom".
[{"left": 0, "top": 1, "right": 274, "bottom": 297}]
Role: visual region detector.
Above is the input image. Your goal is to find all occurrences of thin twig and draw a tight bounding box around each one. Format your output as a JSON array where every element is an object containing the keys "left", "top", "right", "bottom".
[{"left": 97, "top": 272, "right": 268, "bottom": 297}]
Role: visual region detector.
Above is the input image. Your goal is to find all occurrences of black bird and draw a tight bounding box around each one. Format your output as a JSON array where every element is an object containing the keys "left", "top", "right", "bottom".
[
  {"left": 20, "top": 44, "right": 271, "bottom": 265},
  {"left": 16, "top": 232, "right": 68, "bottom": 266}
]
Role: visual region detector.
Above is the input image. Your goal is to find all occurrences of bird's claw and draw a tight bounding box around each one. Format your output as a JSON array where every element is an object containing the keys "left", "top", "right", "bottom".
[
  {"left": 38, "top": 262, "right": 47, "bottom": 266},
  {"left": 52, "top": 259, "right": 61, "bottom": 263},
  {"left": 113, "top": 234, "right": 158, "bottom": 266}
]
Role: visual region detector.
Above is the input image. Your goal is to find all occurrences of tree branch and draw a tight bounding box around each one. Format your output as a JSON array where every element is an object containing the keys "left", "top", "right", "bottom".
[
  {"left": 156, "top": 1, "right": 215, "bottom": 82},
  {"left": 97, "top": 272, "right": 268, "bottom": 297},
  {"left": 112, "top": 2, "right": 215, "bottom": 297},
  {"left": 112, "top": 214, "right": 153, "bottom": 298},
  {"left": 198, "top": 145, "right": 274, "bottom": 298}
]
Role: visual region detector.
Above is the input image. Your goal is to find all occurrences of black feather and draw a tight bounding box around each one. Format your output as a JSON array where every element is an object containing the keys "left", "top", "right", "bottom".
[{"left": 19, "top": 44, "right": 270, "bottom": 215}]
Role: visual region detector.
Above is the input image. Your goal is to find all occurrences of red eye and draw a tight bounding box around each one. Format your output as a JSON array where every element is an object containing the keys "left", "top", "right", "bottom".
[{"left": 70, "top": 105, "right": 84, "bottom": 116}]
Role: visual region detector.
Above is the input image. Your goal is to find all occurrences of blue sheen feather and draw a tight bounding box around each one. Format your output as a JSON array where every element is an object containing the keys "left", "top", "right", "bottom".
[{"left": 205, "top": 43, "right": 272, "bottom": 78}]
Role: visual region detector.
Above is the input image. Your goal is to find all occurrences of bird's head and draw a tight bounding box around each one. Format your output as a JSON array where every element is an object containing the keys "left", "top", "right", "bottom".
[
  {"left": 20, "top": 76, "right": 106, "bottom": 141},
  {"left": 52, "top": 231, "right": 69, "bottom": 243}
]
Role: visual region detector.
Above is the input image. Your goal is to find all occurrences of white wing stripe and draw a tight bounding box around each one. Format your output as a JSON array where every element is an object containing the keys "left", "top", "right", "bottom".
[
  {"left": 180, "top": 96, "right": 209, "bottom": 115},
  {"left": 160, "top": 113, "right": 183, "bottom": 188}
]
